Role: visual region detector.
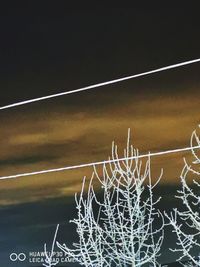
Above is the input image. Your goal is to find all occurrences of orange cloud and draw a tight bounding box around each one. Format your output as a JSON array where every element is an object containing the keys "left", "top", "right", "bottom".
[{"left": 0, "top": 90, "right": 199, "bottom": 205}]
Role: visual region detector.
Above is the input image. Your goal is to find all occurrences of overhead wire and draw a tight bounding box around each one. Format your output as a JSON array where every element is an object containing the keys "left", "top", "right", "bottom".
[
  {"left": 0, "top": 145, "right": 199, "bottom": 180},
  {"left": 0, "top": 58, "right": 200, "bottom": 110}
]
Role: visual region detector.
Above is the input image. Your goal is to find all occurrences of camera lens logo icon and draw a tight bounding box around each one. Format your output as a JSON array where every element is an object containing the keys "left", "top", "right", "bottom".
[{"left": 10, "top": 252, "right": 26, "bottom": 262}]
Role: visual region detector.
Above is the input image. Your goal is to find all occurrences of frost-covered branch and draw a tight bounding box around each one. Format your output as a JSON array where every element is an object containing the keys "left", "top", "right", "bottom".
[
  {"left": 43, "top": 224, "right": 59, "bottom": 267},
  {"left": 165, "top": 127, "right": 200, "bottom": 266},
  {"left": 57, "top": 131, "right": 164, "bottom": 267}
]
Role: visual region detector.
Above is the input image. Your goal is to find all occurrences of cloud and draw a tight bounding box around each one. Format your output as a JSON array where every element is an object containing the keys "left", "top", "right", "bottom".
[{"left": 0, "top": 88, "right": 199, "bottom": 205}]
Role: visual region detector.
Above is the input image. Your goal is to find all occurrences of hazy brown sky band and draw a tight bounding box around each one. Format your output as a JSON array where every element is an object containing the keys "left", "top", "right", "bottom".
[{"left": 0, "top": 84, "right": 199, "bottom": 205}]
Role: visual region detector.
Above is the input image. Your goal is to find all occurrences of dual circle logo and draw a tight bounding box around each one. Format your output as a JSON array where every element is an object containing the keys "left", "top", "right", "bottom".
[{"left": 9, "top": 252, "right": 26, "bottom": 262}]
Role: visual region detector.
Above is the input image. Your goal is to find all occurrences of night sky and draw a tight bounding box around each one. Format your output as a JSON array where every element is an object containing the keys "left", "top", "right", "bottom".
[
  {"left": 0, "top": 7, "right": 200, "bottom": 204},
  {"left": 0, "top": 6, "right": 200, "bottom": 266}
]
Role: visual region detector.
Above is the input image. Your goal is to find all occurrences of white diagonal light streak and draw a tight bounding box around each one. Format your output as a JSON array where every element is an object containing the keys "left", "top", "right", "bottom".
[
  {"left": 0, "top": 58, "right": 200, "bottom": 110},
  {"left": 0, "top": 145, "right": 199, "bottom": 180}
]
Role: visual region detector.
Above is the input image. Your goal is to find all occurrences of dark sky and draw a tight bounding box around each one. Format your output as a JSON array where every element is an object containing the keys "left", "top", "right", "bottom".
[
  {"left": 0, "top": 6, "right": 200, "bottom": 267},
  {"left": 0, "top": 7, "right": 200, "bottom": 205},
  {"left": 0, "top": 7, "right": 200, "bottom": 105}
]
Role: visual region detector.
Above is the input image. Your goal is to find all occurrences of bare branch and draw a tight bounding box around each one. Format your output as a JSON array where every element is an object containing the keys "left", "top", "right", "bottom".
[
  {"left": 166, "top": 127, "right": 200, "bottom": 266},
  {"left": 57, "top": 132, "right": 164, "bottom": 267}
]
